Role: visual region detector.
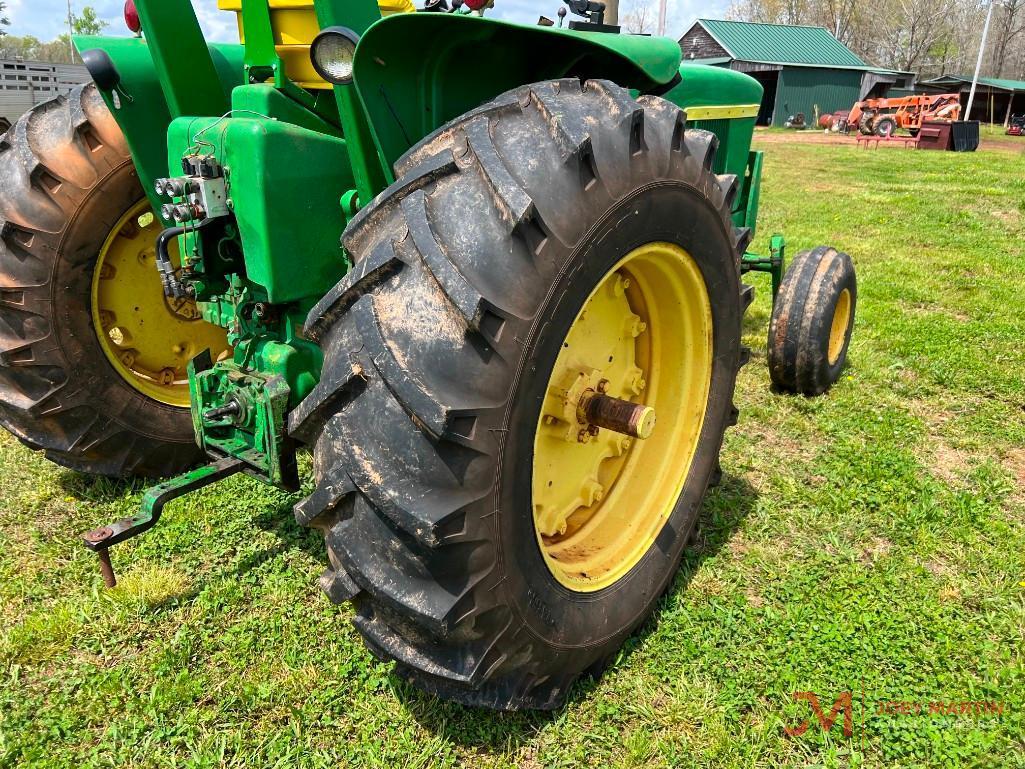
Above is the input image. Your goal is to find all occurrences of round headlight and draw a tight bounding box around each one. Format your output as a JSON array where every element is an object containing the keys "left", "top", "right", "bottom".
[{"left": 310, "top": 27, "right": 360, "bottom": 85}]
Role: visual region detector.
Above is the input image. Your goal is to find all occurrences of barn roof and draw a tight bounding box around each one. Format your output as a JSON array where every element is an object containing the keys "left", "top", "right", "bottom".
[
  {"left": 921, "top": 74, "right": 1025, "bottom": 92},
  {"left": 692, "top": 18, "right": 869, "bottom": 70}
]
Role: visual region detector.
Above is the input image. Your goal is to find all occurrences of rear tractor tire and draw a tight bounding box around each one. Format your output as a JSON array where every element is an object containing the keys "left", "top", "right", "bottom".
[
  {"left": 0, "top": 84, "right": 228, "bottom": 477},
  {"left": 767, "top": 246, "right": 856, "bottom": 396},
  {"left": 291, "top": 79, "right": 753, "bottom": 710}
]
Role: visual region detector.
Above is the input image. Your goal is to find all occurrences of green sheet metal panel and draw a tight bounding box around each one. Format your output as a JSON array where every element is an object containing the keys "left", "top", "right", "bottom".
[
  {"left": 699, "top": 19, "right": 866, "bottom": 68},
  {"left": 774, "top": 66, "right": 862, "bottom": 126},
  {"left": 661, "top": 63, "right": 761, "bottom": 181},
  {"left": 977, "top": 76, "right": 1025, "bottom": 91},
  {"left": 167, "top": 112, "right": 354, "bottom": 305},
  {"left": 74, "top": 36, "right": 246, "bottom": 214}
]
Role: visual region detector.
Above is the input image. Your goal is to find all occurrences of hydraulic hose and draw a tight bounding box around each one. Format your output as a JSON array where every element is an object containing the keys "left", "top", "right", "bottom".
[
  {"left": 155, "top": 225, "right": 185, "bottom": 299},
  {"left": 156, "top": 219, "right": 217, "bottom": 300}
]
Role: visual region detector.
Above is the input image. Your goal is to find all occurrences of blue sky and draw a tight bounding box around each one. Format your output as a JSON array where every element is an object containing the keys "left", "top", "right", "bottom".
[{"left": 8, "top": 0, "right": 727, "bottom": 43}]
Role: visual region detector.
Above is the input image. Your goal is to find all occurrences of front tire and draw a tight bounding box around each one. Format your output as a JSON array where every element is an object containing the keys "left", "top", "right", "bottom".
[
  {"left": 767, "top": 247, "right": 856, "bottom": 395},
  {"left": 291, "top": 80, "right": 751, "bottom": 709}
]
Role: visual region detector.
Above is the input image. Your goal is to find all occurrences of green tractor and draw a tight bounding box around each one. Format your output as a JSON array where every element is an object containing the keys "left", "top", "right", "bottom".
[{"left": 0, "top": 0, "right": 856, "bottom": 709}]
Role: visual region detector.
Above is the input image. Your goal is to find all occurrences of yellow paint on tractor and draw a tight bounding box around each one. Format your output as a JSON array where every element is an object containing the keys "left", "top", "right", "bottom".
[
  {"left": 683, "top": 104, "right": 760, "bottom": 120},
  {"left": 829, "top": 287, "right": 852, "bottom": 365},
  {"left": 90, "top": 200, "right": 229, "bottom": 407},
  {"left": 218, "top": 0, "right": 416, "bottom": 89},
  {"left": 532, "top": 242, "right": 713, "bottom": 592}
]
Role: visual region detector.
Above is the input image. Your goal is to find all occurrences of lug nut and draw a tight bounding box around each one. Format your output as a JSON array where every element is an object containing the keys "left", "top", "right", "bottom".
[{"left": 583, "top": 479, "right": 604, "bottom": 505}]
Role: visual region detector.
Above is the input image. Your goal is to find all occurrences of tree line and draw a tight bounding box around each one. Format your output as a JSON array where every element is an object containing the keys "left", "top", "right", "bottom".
[
  {"left": 0, "top": 0, "right": 1018, "bottom": 81},
  {"left": 0, "top": 5, "right": 107, "bottom": 64}
]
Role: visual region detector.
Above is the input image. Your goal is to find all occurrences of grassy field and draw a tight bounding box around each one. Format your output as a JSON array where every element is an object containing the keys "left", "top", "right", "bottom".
[{"left": 2, "top": 132, "right": 1024, "bottom": 768}]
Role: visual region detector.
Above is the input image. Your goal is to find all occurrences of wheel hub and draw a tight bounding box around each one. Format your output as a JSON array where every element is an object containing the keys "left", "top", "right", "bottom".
[
  {"left": 532, "top": 242, "right": 713, "bottom": 592},
  {"left": 90, "top": 200, "right": 229, "bottom": 407}
]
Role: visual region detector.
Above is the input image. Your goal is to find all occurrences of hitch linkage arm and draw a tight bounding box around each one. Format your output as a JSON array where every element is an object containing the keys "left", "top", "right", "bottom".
[{"left": 80, "top": 456, "right": 245, "bottom": 587}]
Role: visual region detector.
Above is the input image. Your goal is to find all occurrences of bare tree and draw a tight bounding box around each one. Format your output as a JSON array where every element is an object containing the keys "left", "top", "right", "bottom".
[
  {"left": 727, "top": 0, "right": 810, "bottom": 25},
  {"left": 865, "top": 0, "right": 955, "bottom": 71},
  {"left": 620, "top": 0, "right": 655, "bottom": 33},
  {"left": 819, "top": 0, "right": 860, "bottom": 43},
  {"left": 992, "top": 0, "right": 1025, "bottom": 76}
]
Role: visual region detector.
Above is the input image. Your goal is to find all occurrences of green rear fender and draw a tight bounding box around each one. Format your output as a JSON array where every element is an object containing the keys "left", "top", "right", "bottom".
[
  {"left": 352, "top": 14, "right": 683, "bottom": 171},
  {"left": 72, "top": 35, "right": 246, "bottom": 213}
]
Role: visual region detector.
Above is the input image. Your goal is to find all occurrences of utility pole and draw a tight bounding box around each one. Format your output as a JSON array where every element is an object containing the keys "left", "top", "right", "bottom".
[
  {"left": 967, "top": 0, "right": 997, "bottom": 121},
  {"left": 657, "top": 0, "right": 667, "bottom": 36},
  {"left": 66, "top": 0, "right": 75, "bottom": 60}
]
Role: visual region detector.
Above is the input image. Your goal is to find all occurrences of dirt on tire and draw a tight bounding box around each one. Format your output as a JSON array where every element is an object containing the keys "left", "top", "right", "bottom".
[
  {"left": 291, "top": 79, "right": 752, "bottom": 710},
  {"left": 0, "top": 84, "right": 204, "bottom": 478}
]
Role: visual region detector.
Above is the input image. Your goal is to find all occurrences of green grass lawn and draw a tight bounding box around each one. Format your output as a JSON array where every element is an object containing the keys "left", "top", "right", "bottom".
[{"left": 2, "top": 135, "right": 1024, "bottom": 768}]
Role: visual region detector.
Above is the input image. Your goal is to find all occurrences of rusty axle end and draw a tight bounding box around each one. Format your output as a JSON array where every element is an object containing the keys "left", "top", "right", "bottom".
[{"left": 581, "top": 392, "right": 656, "bottom": 439}]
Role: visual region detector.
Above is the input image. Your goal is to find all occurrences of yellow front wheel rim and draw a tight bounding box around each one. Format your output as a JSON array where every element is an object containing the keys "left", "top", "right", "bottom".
[
  {"left": 531, "top": 242, "right": 713, "bottom": 592},
  {"left": 828, "top": 288, "right": 852, "bottom": 365},
  {"left": 90, "top": 200, "right": 229, "bottom": 407}
]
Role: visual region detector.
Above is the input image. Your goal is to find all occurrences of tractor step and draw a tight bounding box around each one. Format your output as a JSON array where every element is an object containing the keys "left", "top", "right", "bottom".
[{"left": 80, "top": 456, "right": 245, "bottom": 587}]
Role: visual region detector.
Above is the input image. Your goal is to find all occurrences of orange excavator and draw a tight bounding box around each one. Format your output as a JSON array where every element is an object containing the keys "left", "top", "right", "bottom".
[{"left": 847, "top": 94, "right": 962, "bottom": 137}]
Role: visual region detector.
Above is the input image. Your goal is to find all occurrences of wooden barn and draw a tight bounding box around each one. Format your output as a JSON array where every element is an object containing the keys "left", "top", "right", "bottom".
[{"left": 679, "top": 19, "right": 913, "bottom": 126}]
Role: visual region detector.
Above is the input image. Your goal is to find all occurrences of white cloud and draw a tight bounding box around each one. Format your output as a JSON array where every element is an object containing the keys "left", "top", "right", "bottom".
[{"left": 195, "top": 0, "right": 240, "bottom": 42}]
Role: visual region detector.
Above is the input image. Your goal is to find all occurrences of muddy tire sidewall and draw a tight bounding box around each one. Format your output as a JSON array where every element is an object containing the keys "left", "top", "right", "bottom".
[{"left": 54, "top": 162, "right": 191, "bottom": 443}]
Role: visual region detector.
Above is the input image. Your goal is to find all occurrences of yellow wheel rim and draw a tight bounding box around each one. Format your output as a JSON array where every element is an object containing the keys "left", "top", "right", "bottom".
[
  {"left": 89, "top": 200, "right": 229, "bottom": 407},
  {"left": 532, "top": 242, "right": 713, "bottom": 592},
  {"left": 828, "top": 288, "right": 852, "bottom": 365}
]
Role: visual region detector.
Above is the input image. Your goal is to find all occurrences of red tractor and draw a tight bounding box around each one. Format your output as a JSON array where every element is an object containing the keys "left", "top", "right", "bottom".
[{"left": 848, "top": 93, "right": 962, "bottom": 137}]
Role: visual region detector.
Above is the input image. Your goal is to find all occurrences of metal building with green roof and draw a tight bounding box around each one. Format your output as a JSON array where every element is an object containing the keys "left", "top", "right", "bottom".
[
  {"left": 679, "top": 19, "right": 913, "bottom": 126},
  {"left": 919, "top": 74, "right": 1025, "bottom": 124}
]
